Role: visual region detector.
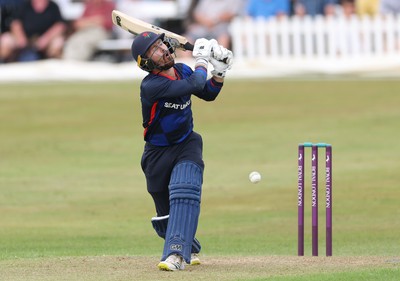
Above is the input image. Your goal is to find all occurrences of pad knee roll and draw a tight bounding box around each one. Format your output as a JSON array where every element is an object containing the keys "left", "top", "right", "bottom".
[{"left": 169, "top": 161, "right": 203, "bottom": 201}]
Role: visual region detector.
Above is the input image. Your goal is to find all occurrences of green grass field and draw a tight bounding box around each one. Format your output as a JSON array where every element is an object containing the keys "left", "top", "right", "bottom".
[{"left": 0, "top": 80, "right": 399, "bottom": 280}]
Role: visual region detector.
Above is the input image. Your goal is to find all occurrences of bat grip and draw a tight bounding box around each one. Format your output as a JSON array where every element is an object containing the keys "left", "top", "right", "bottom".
[
  {"left": 184, "top": 42, "right": 228, "bottom": 64},
  {"left": 184, "top": 42, "right": 194, "bottom": 51}
]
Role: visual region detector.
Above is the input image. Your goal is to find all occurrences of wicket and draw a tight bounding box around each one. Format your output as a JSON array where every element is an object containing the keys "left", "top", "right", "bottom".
[{"left": 298, "top": 142, "right": 332, "bottom": 256}]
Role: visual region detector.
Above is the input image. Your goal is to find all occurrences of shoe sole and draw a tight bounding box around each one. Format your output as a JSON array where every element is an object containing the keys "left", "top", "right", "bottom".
[
  {"left": 158, "top": 262, "right": 174, "bottom": 271},
  {"left": 158, "top": 262, "right": 183, "bottom": 271},
  {"left": 190, "top": 260, "right": 201, "bottom": 265}
]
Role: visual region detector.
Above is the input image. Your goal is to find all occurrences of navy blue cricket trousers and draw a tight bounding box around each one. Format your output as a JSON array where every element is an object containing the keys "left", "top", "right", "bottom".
[{"left": 141, "top": 131, "right": 205, "bottom": 216}]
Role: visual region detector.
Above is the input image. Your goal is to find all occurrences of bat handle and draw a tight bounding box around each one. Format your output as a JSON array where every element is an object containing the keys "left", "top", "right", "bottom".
[
  {"left": 184, "top": 42, "right": 228, "bottom": 64},
  {"left": 184, "top": 42, "right": 194, "bottom": 51}
]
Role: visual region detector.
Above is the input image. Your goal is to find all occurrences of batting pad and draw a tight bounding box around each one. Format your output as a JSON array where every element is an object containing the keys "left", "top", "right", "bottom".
[
  {"left": 161, "top": 161, "right": 203, "bottom": 263},
  {"left": 151, "top": 215, "right": 202, "bottom": 254}
]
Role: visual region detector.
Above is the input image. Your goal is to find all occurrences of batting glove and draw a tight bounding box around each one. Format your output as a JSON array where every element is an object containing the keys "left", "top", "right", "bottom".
[
  {"left": 210, "top": 57, "right": 231, "bottom": 78},
  {"left": 193, "top": 38, "right": 213, "bottom": 66},
  {"left": 212, "top": 44, "right": 233, "bottom": 67}
]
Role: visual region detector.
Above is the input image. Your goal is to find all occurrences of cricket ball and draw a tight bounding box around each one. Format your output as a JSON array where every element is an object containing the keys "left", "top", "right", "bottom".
[{"left": 249, "top": 171, "right": 261, "bottom": 184}]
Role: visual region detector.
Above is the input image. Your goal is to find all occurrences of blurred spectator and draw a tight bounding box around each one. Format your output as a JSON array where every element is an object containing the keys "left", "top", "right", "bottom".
[
  {"left": 183, "top": 0, "right": 200, "bottom": 29},
  {"left": 0, "top": 0, "right": 66, "bottom": 62},
  {"left": 63, "top": 0, "right": 115, "bottom": 61},
  {"left": 184, "top": 0, "right": 245, "bottom": 48},
  {"left": 341, "top": 0, "right": 355, "bottom": 17},
  {"left": 246, "top": 0, "right": 291, "bottom": 20},
  {"left": 356, "top": 0, "right": 379, "bottom": 17},
  {"left": 0, "top": 0, "right": 25, "bottom": 34},
  {"left": 379, "top": 0, "right": 400, "bottom": 15},
  {"left": 289, "top": 0, "right": 298, "bottom": 15},
  {"left": 294, "top": 0, "right": 338, "bottom": 17}
]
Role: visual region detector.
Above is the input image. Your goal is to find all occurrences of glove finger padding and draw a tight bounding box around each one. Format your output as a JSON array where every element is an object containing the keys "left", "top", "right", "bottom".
[
  {"left": 210, "top": 57, "right": 230, "bottom": 78},
  {"left": 224, "top": 49, "right": 234, "bottom": 66},
  {"left": 210, "top": 40, "right": 222, "bottom": 59},
  {"left": 193, "top": 38, "right": 212, "bottom": 65},
  {"left": 212, "top": 44, "right": 234, "bottom": 66},
  {"left": 212, "top": 45, "right": 226, "bottom": 61}
]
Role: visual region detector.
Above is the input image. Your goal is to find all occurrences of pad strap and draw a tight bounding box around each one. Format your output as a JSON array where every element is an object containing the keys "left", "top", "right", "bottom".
[{"left": 151, "top": 215, "right": 202, "bottom": 253}]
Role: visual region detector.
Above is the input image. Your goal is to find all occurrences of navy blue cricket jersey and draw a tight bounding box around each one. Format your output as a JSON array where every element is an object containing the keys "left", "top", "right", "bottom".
[{"left": 140, "top": 63, "right": 223, "bottom": 146}]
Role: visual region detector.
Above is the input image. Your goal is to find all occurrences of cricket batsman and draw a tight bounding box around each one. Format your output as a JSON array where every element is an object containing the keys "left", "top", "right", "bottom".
[{"left": 130, "top": 31, "right": 233, "bottom": 271}]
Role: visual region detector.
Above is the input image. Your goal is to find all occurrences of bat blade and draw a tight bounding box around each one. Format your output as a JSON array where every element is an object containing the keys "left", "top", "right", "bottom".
[{"left": 111, "top": 10, "right": 193, "bottom": 51}]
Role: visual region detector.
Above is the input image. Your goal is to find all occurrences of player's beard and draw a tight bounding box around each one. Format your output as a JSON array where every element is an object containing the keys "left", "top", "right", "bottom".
[{"left": 155, "top": 50, "right": 175, "bottom": 71}]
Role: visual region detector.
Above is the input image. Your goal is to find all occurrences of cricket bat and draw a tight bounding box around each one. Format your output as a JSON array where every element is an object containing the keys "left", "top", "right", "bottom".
[{"left": 111, "top": 10, "right": 194, "bottom": 51}]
